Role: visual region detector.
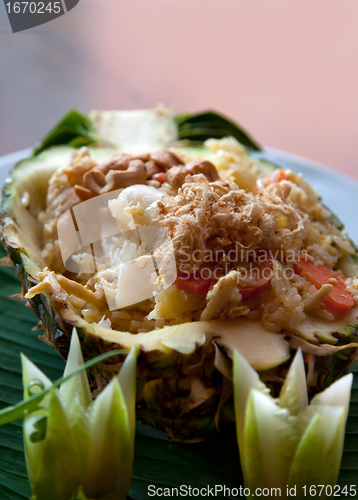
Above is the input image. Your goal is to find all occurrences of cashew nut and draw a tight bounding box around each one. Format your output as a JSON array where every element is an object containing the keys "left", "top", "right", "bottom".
[
  {"left": 100, "top": 159, "right": 147, "bottom": 193},
  {"left": 150, "top": 150, "right": 184, "bottom": 171},
  {"left": 166, "top": 160, "right": 220, "bottom": 189}
]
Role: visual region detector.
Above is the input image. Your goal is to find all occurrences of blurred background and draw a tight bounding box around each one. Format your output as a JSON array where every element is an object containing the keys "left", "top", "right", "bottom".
[{"left": 1, "top": 0, "right": 357, "bottom": 177}]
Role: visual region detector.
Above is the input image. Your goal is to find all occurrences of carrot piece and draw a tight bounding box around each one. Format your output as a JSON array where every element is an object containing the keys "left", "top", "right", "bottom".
[
  {"left": 175, "top": 274, "right": 212, "bottom": 295},
  {"left": 239, "top": 283, "right": 270, "bottom": 299},
  {"left": 294, "top": 258, "right": 355, "bottom": 315},
  {"left": 152, "top": 172, "right": 166, "bottom": 184},
  {"left": 261, "top": 169, "right": 288, "bottom": 187},
  {"left": 238, "top": 255, "right": 273, "bottom": 299}
]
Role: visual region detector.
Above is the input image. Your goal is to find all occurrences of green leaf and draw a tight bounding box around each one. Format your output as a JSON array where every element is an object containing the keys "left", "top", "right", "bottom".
[
  {"left": 33, "top": 110, "right": 98, "bottom": 156},
  {"left": 21, "top": 354, "right": 53, "bottom": 400},
  {"left": 175, "top": 111, "right": 262, "bottom": 151},
  {"left": 288, "top": 407, "right": 346, "bottom": 497},
  {"left": 241, "top": 393, "right": 263, "bottom": 497},
  {"left": 29, "top": 389, "right": 83, "bottom": 500},
  {"left": 59, "top": 329, "right": 92, "bottom": 411},
  {"left": 233, "top": 350, "right": 268, "bottom": 470},
  {"left": 322, "top": 202, "right": 345, "bottom": 231},
  {"left": 278, "top": 349, "right": 308, "bottom": 415},
  {"left": 311, "top": 373, "right": 353, "bottom": 421},
  {"left": 0, "top": 348, "right": 125, "bottom": 426},
  {"left": 29, "top": 416, "right": 47, "bottom": 443},
  {"left": 86, "top": 378, "right": 132, "bottom": 500},
  {"left": 244, "top": 390, "right": 300, "bottom": 491},
  {"left": 234, "top": 348, "right": 358, "bottom": 494},
  {"left": 117, "top": 346, "right": 137, "bottom": 448}
]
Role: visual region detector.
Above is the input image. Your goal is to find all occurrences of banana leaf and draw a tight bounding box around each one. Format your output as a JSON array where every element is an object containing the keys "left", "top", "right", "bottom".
[
  {"left": 33, "top": 110, "right": 98, "bottom": 156},
  {"left": 175, "top": 111, "right": 262, "bottom": 151}
]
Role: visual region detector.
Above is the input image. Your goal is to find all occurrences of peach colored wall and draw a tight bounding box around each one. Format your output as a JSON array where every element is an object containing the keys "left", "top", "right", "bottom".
[{"left": 1, "top": 0, "right": 357, "bottom": 178}]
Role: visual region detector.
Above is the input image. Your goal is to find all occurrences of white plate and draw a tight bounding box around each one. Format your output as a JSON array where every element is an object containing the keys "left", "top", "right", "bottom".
[{"left": 1, "top": 147, "right": 358, "bottom": 243}]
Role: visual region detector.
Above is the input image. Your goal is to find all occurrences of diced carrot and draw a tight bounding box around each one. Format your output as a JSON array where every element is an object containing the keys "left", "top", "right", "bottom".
[
  {"left": 239, "top": 283, "right": 270, "bottom": 299},
  {"left": 238, "top": 255, "right": 273, "bottom": 299},
  {"left": 261, "top": 169, "right": 288, "bottom": 187},
  {"left": 294, "top": 258, "right": 355, "bottom": 315},
  {"left": 152, "top": 172, "right": 166, "bottom": 184},
  {"left": 175, "top": 274, "right": 212, "bottom": 295}
]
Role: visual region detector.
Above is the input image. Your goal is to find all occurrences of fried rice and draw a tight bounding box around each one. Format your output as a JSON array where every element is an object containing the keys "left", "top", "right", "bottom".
[{"left": 28, "top": 136, "right": 358, "bottom": 337}]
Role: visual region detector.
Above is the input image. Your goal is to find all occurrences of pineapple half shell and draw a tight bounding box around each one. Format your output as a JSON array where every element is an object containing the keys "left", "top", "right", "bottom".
[{"left": 1, "top": 108, "right": 358, "bottom": 442}]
